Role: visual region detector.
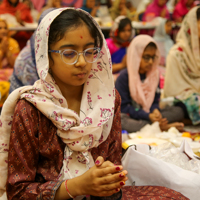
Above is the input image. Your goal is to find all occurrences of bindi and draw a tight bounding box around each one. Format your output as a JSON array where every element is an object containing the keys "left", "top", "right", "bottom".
[{"left": 80, "top": 36, "right": 83, "bottom": 39}]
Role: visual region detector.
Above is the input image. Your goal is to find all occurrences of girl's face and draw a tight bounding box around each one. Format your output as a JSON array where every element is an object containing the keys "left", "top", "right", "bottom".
[
  {"left": 139, "top": 46, "right": 157, "bottom": 74},
  {"left": 0, "top": 21, "right": 8, "bottom": 40},
  {"left": 158, "top": 0, "right": 167, "bottom": 7},
  {"left": 165, "top": 21, "right": 172, "bottom": 35},
  {"left": 118, "top": 23, "right": 132, "bottom": 41},
  {"left": 49, "top": 24, "right": 94, "bottom": 90}
]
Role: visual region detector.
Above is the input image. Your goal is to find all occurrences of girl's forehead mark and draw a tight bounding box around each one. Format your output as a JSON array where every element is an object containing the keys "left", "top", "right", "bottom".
[{"left": 80, "top": 36, "right": 83, "bottom": 39}]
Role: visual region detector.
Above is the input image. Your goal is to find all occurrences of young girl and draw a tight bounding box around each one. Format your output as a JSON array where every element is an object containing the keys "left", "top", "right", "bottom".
[
  {"left": 0, "top": 8, "right": 127, "bottom": 200},
  {"left": 115, "top": 35, "right": 185, "bottom": 133},
  {"left": 106, "top": 16, "right": 134, "bottom": 73},
  {"left": 153, "top": 18, "right": 174, "bottom": 66}
]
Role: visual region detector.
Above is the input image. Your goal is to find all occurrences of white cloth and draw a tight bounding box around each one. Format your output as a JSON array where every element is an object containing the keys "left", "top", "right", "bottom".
[
  {"left": 0, "top": 8, "right": 115, "bottom": 199},
  {"left": 122, "top": 141, "right": 200, "bottom": 200}
]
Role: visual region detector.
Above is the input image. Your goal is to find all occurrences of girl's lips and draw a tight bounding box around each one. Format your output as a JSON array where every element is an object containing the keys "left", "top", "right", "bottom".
[{"left": 76, "top": 73, "right": 86, "bottom": 79}]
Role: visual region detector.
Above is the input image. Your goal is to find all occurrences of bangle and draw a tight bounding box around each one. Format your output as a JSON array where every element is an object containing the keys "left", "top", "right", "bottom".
[{"left": 64, "top": 179, "right": 75, "bottom": 198}]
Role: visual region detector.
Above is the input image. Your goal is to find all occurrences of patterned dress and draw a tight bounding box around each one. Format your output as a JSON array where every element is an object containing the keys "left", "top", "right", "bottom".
[
  {"left": 6, "top": 90, "right": 122, "bottom": 199},
  {"left": 6, "top": 90, "right": 189, "bottom": 200}
]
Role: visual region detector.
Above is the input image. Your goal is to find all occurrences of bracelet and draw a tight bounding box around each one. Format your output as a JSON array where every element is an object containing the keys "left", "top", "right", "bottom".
[{"left": 64, "top": 179, "right": 75, "bottom": 198}]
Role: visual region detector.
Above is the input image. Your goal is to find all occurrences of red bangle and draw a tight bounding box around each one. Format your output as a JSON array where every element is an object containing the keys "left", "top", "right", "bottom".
[{"left": 64, "top": 179, "right": 75, "bottom": 198}]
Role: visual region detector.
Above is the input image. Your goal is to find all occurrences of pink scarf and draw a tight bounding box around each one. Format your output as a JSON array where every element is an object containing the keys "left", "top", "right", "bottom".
[
  {"left": 143, "top": 0, "right": 170, "bottom": 21},
  {"left": 127, "top": 35, "right": 160, "bottom": 113},
  {"left": 173, "top": 0, "right": 194, "bottom": 20}
]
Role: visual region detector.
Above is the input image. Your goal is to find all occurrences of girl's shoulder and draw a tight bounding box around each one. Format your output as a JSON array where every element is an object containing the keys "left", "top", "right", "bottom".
[{"left": 14, "top": 98, "right": 40, "bottom": 121}]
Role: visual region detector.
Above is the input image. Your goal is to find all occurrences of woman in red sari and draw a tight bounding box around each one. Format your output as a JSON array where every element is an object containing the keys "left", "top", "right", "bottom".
[{"left": 0, "top": 0, "right": 33, "bottom": 49}]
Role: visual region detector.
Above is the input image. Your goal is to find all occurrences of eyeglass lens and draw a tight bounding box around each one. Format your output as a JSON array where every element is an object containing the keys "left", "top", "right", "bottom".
[
  {"left": 143, "top": 55, "right": 157, "bottom": 62},
  {"left": 62, "top": 48, "right": 99, "bottom": 64}
]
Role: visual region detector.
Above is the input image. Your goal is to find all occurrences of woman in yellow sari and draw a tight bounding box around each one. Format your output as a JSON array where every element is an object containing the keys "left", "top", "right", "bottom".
[
  {"left": 0, "top": 19, "right": 20, "bottom": 110},
  {"left": 0, "top": 19, "right": 20, "bottom": 72}
]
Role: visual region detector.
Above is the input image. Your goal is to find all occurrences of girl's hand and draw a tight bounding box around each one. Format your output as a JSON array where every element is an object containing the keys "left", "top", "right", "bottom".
[{"left": 75, "top": 157, "right": 128, "bottom": 197}]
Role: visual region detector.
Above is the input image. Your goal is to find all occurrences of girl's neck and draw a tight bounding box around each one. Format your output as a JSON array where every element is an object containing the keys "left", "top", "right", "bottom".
[
  {"left": 60, "top": 84, "right": 83, "bottom": 115},
  {"left": 61, "top": 85, "right": 83, "bottom": 102}
]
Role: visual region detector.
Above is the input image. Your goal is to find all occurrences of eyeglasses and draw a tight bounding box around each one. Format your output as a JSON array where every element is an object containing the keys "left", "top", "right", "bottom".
[
  {"left": 142, "top": 55, "right": 158, "bottom": 63},
  {"left": 48, "top": 47, "right": 101, "bottom": 65}
]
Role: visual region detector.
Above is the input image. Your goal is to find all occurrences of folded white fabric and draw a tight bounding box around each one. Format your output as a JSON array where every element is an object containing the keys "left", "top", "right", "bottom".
[{"left": 122, "top": 141, "right": 200, "bottom": 200}]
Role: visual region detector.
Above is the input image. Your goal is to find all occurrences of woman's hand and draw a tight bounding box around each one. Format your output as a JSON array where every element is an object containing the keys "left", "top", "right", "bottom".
[
  {"left": 149, "top": 109, "right": 163, "bottom": 123},
  {"left": 15, "top": 11, "right": 24, "bottom": 25},
  {"left": 0, "top": 37, "right": 9, "bottom": 55}
]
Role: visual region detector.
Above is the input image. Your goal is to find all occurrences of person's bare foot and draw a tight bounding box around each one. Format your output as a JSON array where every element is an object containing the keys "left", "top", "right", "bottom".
[{"left": 160, "top": 122, "right": 184, "bottom": 132}]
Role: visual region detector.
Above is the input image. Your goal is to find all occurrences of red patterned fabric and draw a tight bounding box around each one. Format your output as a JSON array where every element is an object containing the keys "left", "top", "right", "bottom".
[
  {"left": 121, "top": 186, "right": 189, "bottom": 200},
  {"left": 6, "top": 90, "right": 122, "bottom": 199}
]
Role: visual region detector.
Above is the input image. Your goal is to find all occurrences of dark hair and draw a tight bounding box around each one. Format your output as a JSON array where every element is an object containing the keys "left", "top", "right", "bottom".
[
  {"left": 118, "top": 18, "right": 132, "bottom": 34},
  {"left": 145, "top": 42, "right": 157, "bottom": 50},
  {"left": 197, "top": 7, "right": 200, "bottom": 20},
  {"left": 48, "top": 9, "right": 103, "bottom": 60}
]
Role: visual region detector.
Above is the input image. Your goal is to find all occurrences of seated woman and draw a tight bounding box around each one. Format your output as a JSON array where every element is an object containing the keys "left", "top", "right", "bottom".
[
  {"left": 164, "top": 6, "right": 200, "bottom": 125},
  {"left": 115, "top": 35, "right": 185, "bottom": 133},
  {"left": 153, "top": 18, "right": 174, "bottom": 66},
  {"left": 173, "top": 0, "right": 194, "bottom": 23},
  {"left": 81, "top": 0, "right": 99, "bottom": 17},
  {"left": 106, "top": 16, "right": 134, "bottom": 73},
  {"left": 142, "top": 0, "right": 170, "bottom": 22},
  {"left": 0, "top": 19, "right": 20, "bottom": 81},
  {"left": 109, "top": 0, "right": 131, "bottom": 21},
  {"left": 0, "top": 0, "right": 33, "bottom": 49}
]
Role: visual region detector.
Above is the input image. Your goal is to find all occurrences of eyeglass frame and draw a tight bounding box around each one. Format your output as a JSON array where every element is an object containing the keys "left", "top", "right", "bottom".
[
  {"left": 142, "top": 55, "right": 158, "bottom": 63},
  {"left": 48, "top": 47, "right": 101, "bottom": 65}
]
